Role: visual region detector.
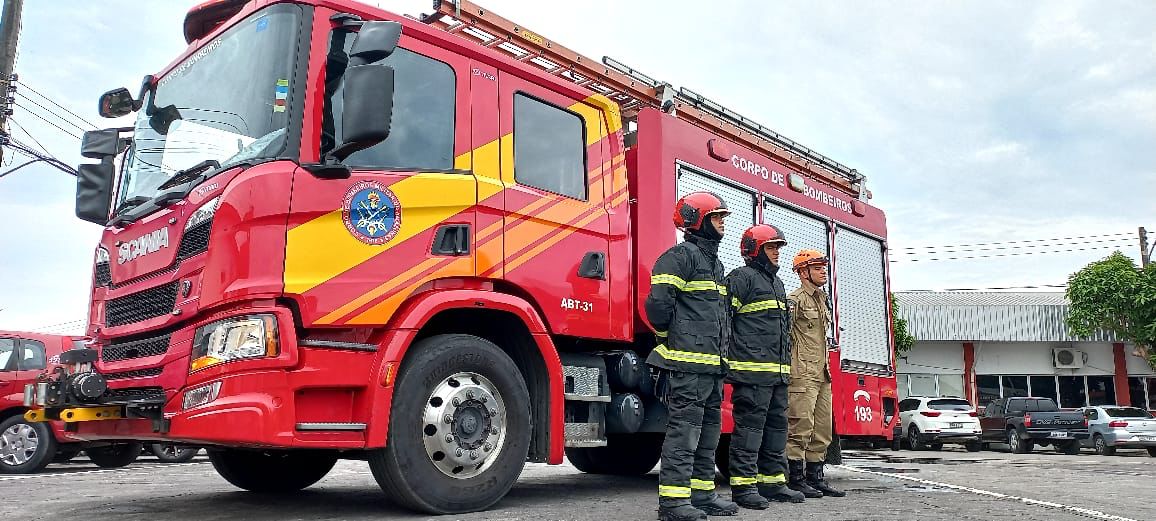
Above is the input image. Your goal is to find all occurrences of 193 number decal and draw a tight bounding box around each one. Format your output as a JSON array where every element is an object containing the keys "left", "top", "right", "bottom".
[{"left": 854, "top": 405, "right": 874, "bottom": 423}]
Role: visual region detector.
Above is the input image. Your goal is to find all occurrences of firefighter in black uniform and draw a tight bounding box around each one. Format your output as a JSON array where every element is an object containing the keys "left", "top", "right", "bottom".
[
  {"left": 646, "top": 191, "right": 740, "bottom": 521},
  {"left": 724, "top": 224, "right": 807, "bottom": 509}
]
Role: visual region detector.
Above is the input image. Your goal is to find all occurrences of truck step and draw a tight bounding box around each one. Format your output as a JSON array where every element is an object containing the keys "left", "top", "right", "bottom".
[{"left": 564, "top": 422, "right": 607, "bottom": 448}]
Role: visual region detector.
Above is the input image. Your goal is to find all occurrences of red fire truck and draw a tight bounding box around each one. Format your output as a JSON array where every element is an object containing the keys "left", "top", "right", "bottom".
[{"left": 27, "top": 0, "right": 896, "bottom": 513}]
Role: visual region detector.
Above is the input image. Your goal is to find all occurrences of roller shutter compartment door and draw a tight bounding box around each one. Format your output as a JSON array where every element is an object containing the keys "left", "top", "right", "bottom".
[
  {"left": 675, "top": 166, "right": 756, "bottom": 275},
  {"left": 762, "top": 199, "right": 830, "bottom": 296},
  {"left": 833, "top": 226, "right": 892, "bottom": 369}
]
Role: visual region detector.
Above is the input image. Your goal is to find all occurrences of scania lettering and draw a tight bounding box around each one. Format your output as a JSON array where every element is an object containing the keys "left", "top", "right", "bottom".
[{"left": 28, "top": 0, "right": 897, "bottom": 514}]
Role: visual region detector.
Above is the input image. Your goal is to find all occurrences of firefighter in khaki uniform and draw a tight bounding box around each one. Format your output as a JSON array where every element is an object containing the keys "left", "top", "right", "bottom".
[
  {"left": 646, "top": 191, "right": 739, "bottom": 521},
  {"left": 724, "top": 224, "right": 806, "bottom": 509},
  {"left": 785, "top": 249, "right": 846, "bottom": 498}
]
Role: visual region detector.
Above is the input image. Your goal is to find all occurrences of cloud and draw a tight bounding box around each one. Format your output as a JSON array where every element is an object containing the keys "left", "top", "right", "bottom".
[{"left": 973, "top": 142, "right": 1027, "bottom": 163}]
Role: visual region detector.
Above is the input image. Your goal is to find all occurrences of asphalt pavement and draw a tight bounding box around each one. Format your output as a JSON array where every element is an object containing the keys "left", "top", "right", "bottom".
[{"left": 2, "top": 447, "right": 1152, "bottom": 520}]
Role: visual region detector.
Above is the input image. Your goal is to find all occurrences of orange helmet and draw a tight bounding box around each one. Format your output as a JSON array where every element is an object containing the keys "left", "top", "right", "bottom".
[
  {"left": 740, "top": 224, "right": 787, "bottom": 259},
  {"left": 792, "top": 249, "right": 829, "bottom": 271},
  {"left": 673, "top": 191, "right": 730, "bottom": 232}
]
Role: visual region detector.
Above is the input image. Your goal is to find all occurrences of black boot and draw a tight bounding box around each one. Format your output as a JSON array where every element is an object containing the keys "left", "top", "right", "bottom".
[
  {"left": 805, "top": 461, "right": 846, "bottom": 497},
  {"left": 787, "top": 460, "right": 822, "bottom": 498},
  {"left": 691, "top": 491, "right": 739, "bottom": 516},
  {"left": 657, "top": 500, "right": 707, "bottom": 521},
  {"left": 758, "top": 482, "right": 806, "bottom": 503},
  {"left": 731, "top": 486, "right": 770, "bottom": 510}
]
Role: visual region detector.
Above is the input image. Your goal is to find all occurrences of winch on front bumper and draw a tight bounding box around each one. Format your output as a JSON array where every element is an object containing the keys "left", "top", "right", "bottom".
[{"left": 23, "top": 347, "right": 170, "bottom": 433}]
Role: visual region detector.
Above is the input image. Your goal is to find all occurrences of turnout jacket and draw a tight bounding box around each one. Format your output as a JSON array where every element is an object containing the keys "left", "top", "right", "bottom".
[
  {"left": 645, "top": 235, "right": 729, "bottom": 375},
  {"left": 724, "top": 261, "right": 792, "bottom": 385}
]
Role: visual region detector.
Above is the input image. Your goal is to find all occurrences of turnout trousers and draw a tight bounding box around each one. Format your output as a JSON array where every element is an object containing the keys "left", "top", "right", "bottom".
[
  {"left": 657, "top": 371, "right": 725, "bottom": 502},
  {"left": 728, "top": 383, "right": 789, "bottom": 488}
]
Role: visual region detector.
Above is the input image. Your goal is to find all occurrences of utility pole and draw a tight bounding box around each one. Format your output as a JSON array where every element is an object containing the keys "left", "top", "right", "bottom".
[
  {"left": 1141, "top": 226, "right": 1150, "bottom": 268},
  {"left": 0, "top": 0, "right": 25, "bottom": 165}
]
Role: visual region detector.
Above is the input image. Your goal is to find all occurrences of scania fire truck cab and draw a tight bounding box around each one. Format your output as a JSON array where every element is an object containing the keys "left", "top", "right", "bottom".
[{"left": 26, "top": 0, "right": 896, "bottom": 514}]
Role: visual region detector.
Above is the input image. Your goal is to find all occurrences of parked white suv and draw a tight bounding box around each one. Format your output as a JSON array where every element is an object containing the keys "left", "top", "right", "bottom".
[{"left": 899, "top": 396, "right": 982, "bottom": 451}]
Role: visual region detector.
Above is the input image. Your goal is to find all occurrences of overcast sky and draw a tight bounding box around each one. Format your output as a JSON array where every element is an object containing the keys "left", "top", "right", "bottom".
[{"left": 0, "top": 0, "right": 1152, "bottom": 334}]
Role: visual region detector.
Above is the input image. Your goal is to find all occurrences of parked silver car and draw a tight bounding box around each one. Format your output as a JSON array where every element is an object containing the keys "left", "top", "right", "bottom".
[{"left": 1079, "top": 406, "right": 1156, "bottom": 456}]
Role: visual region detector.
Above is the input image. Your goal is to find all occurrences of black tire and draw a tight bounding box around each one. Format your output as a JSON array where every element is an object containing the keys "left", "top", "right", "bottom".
[
  {"left": 929, "top": 443, "right": 943, "bottom": 451},
  {"left": 1093, "top": 435, "right": 1116, "bottom": 456},
  {"left": 0, "top": 416, "right": 57, "bottom": 474},
  {"left": 1008, "top": 429, "right": 1033, "bottom": 454},
  {"left": 890, "top": 435, "right": 902, "bottom": 451},
  {"left": 570, "top": 433, "right": 663, "bottom": 476},
  {"left": 86, "top": 442, "right": 144, "bottom": 468},
  {"left": 908, "top": 425, "right": 927, "bottom": 451},
  {"left": 1058, "top": 441, "right": 1080, "bottom": 455},
  {"left": 209, "top": 449, "right": 337, "bottom": 492},
  {"left": 151, "top": 443, "right": 200, "bottom": 463},
  {"left": 53, "top": 446, "right": 82, "bottom": 464},
  {"left": 964, "top": 440, "right": 982, "bottom": 452},
  {"left": 368, "top": 334, "right": 531, "bottom": 514},
  {"left": 1146, "top": 447, "right": 1156, "bottom": 458}
]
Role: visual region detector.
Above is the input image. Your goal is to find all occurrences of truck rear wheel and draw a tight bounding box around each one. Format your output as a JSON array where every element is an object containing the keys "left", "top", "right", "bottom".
[
  {"left": 86, "top": 442, "right": 143, "bottom": 468},
  {"left": 209, "top": 449, "right": 337, "bottom": 492},
  {"left": 1007, "top": 429, "right": 1033, "bottom": 454},
  {"left": 368, "top": 334, "right": 530, "bottom": 514},
  {"left": 568, "top": 433, "right": 662, "bottom": 476},
  {"left": 0, "top": 416, "right": 57, "bottom": 474}
]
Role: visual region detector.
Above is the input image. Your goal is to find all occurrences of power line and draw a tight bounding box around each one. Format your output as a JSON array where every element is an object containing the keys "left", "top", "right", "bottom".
[
  {"left": 13, "top": 91, "right": 90, "bottom": 133},
  {"left": 13, "top": 79, "right": 96, "bottom": 129},
  {"left": 7, "top": 117, "right": 46, "bottom": 153},
  {"left": 895, "top": 232, "right": 1133, "bottom": 251},
  {"left": 890, "top": 243, "right": 1128, "bottom": 262},
  {"left": 11, "top": 102, "right": 80, "bottom": 139},
  {"left": 887, "top": 239, "right": 1132, "bottom": 256}
]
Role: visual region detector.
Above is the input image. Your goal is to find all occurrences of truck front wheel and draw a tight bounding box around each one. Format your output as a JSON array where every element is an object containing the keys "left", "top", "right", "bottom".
[
  {"left": 0, "top": 416, "right": 57, "bottom": 474},
  {"left": 209, "top": 449, "right": 337, "bottom": 492},
  {"left": 568, "top": 433, "right": 662, "bottom": 476},
  {"left": 369, "top": 334, "right": 531, "bottom": 514}
]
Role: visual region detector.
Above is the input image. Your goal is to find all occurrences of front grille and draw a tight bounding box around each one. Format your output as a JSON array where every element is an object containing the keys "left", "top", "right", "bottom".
[
  {"left": 177, "top": 220, "right": 212, "bottom": 260},
  {"left": 106, "top": 282, "right": 179, "bottom": 327},
  {"left": 102, "top": 333, "right": 171, "bottom": 362},
  {"left": 103, "top": 386, "right": 166, "bottom": 403},
  {"left": 104, "top": 367, "right": 164, "bottom": 381},
  {"left": 94, "top": 261, "right": 112, "bottom": 286}
]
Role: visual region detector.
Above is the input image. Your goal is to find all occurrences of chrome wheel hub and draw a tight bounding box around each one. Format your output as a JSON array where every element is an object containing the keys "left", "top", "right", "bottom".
[{"left": 421, "top": 372, "right": 507, "bottom": 479}]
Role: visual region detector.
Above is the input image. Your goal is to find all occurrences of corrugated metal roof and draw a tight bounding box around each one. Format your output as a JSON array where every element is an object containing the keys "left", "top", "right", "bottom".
[{"left": 893, "top": 291, "right": 1119, "bottom": 342}]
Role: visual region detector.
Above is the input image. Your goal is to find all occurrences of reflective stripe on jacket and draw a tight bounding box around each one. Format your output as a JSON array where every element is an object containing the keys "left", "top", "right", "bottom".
[
  {"left": 724, "top": 262, "right": 791, "bottom": 385},
  {"left": 645, "top": 237, "right": 729, "bottom": 375}
]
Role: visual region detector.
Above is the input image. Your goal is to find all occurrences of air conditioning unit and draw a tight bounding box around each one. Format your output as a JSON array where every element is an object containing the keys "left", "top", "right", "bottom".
[{"left": 1053, "top": 347, "right": 1086, "bottom": 369}]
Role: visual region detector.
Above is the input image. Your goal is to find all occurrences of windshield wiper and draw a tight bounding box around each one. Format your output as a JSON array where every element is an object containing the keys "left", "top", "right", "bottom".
[
  {"left": 157, "top": 159, "right": 220, "bottom": 191},
  {"left": 114, "top": 196, "right": 151, "bottom": 216}
]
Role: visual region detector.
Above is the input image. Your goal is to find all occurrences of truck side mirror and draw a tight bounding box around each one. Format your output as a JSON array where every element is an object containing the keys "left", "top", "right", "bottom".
[
  {"left": 328, "top": 64, "right": 395, "bottom": 163},
  {"left": 76, "top": 158, "right": 116, "bottom": 225},
  {"left": 348, "top": 21, "right": 403, "bottom": 66},
  {"left": 98, "top": 88, "right": 136, "bottom": 119},
  {"left": 80, "top": 128, "right": 122, "bottom": 159}
]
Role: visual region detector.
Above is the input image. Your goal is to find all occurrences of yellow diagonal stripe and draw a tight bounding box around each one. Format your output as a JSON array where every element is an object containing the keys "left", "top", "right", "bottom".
[{"left": 285, "top": 173, "right": 477, "bottom": 295}]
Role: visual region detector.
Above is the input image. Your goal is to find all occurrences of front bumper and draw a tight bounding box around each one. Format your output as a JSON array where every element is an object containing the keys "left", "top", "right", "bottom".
[{"left": 24, "top": 305, "right": 382, "bottom": 449}]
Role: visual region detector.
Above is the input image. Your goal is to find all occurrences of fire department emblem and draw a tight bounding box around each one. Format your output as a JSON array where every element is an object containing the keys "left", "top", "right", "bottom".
[{"left": 341, "top": 181, "right": 402, "bottom": 245}]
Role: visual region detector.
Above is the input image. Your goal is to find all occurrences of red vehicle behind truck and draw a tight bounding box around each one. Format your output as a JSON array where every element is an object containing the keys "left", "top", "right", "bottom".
[
  {"left": 27, "top": 0, "right": 896, "bottom": 513},
  {"left": 1, "top": 331, "right": 145, "bottom": 472}
]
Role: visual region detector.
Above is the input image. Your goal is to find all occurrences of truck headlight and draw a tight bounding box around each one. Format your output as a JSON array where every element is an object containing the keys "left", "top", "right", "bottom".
[
  {"left": 190, "top": 314, "right": 278, "bottom": 372},
  {"left": 186, "top": 196, "right": 221, "bottom": 231}
]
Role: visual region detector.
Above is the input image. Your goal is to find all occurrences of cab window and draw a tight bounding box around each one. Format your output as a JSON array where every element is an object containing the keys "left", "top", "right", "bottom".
[
  {"left": 0, "top": 338, "right": 14, "bottom": 371},
  {"left": 19, "top": 340, "right": 47, "bottom": 371}
]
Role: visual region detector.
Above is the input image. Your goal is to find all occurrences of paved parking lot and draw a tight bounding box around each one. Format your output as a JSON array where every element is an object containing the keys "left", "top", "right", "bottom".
[{"left": 2, "top": 447, "right": 1152, "bottom": 520}]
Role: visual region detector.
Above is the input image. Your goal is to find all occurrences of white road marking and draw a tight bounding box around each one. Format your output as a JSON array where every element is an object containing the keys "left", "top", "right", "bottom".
[
  {"left": 0, "top": 462, "right": 207, "bottom": 482},
  {"left": 838, "top": 465, "right": 1138, "bottom": 521}
]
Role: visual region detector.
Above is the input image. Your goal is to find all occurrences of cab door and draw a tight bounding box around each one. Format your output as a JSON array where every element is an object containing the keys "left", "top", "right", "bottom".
[{"left": 494, "top": 73, "right": 612, "bottom": 339}]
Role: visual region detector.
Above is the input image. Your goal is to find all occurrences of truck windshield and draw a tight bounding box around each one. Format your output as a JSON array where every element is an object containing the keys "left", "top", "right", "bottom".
[{"left": 115, "top": 5, "right": 303, "bottom": 215}]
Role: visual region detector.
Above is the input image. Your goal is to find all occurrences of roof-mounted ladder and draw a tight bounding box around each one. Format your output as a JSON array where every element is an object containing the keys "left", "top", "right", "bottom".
[{"left": 420, "top": 0, "right": 867, "bottom": 197}]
